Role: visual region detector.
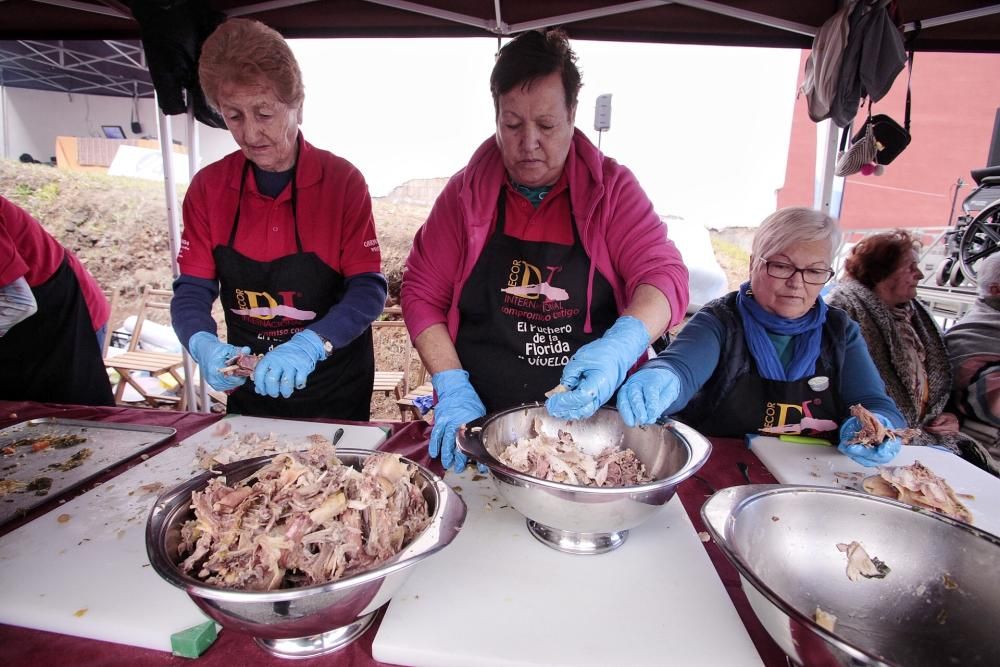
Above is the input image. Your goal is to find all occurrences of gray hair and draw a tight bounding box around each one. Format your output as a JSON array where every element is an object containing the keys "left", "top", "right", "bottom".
[
  {"left": 750, "top": 207, "right": 841, "bottom": 268},
  {"left": 978, "top": 253, "right": 1000, "bottom": 298}
]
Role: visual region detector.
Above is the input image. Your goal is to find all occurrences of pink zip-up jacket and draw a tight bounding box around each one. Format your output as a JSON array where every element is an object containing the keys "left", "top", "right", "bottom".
[{"left": 401, "top": 129, "right": 689, "bottom": 344}]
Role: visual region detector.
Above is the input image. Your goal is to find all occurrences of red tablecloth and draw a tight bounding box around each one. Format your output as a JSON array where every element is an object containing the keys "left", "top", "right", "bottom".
[{"left": 0, "top": 401, "right": 786, "bottom": 667}]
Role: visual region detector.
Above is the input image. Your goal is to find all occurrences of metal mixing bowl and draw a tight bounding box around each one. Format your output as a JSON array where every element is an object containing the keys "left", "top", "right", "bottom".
[
  {"left": 702, "top": 484, "right": 1000, "bottom": 666},
  {"left": 456, "top": 404, "right": 711, "bottom": 555},
  {"left": 146, "top": 448, "right": 466, "bottom": 659}
]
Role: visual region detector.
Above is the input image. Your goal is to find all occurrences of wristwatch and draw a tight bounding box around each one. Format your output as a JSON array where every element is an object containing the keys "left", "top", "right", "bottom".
[{"left": 317, "top": 334, "right": 334, "bottom": 357}]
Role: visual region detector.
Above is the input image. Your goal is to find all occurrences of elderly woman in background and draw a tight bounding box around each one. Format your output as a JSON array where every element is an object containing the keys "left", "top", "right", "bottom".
[
  {"left": 170, "top": 19, "right": 386, "bottom": 419},
  {"left": 402, "top": 29, "right": 689, "bottom": 472},
  {"left": 616, "top": 207, "right": 906, "bottom": 467},
  {"left": 945, "top": 253, "right": 1000, "bottom": 458},
  {"left": 826, "top": 230, "right": 998, "bottom": 475}
]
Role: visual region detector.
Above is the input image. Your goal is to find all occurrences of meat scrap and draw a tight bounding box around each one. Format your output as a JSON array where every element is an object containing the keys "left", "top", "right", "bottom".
[
  {"left": 495, "top": 417, "right": 652, "bottom": 487},
  {"left": 193, "top": 431, "right": 332, "bottom": 470},
  {"left": 862, "top": 460, "right": 973, "bottom": 524},
  {"left": 177, "top": 442, "right": 431, "bottom": 591},
  {"left": 220, "top": 353, "right": 262, "bottom": 378},
  {"left": 837, "top": 541, "right": 890, "bottom": 581},
  {"left": 814, "top": 607, "right": 838, "bottom": 632},
  {"left": 847, "top": 404, "right": 920, "bottom": 446}
]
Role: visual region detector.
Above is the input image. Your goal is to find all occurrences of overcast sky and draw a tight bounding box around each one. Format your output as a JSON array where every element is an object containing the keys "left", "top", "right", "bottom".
[{"left": 291, "top": 38, "right": 802, "bottom": 229}]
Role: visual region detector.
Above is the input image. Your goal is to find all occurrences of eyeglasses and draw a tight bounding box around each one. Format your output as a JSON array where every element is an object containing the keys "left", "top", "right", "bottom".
[{"left": 762, "top": 259, "right": 835, "bottom": 285}]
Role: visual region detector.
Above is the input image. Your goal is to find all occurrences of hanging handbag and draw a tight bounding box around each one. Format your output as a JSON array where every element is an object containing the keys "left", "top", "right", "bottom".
[
  {"left": 835, "top": 113, "right": 877, "bottom": 177},
  {"left": 851, "top": 43, "right": 915, "bottom": 165}
]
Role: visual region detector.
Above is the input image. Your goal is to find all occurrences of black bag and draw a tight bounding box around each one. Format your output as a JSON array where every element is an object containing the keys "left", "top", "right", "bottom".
[
  {"left": 853, "top": 113, "right": 910, "bottom": 165},
  {"left": 851, "top": 42, "right": 914, "bottom": 166}
]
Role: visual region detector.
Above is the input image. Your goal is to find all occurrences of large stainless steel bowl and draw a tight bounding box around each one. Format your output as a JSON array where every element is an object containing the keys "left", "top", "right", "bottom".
[
  {"left": 702, "top": 484, "right": 1000, "bottom": 666},
  {"left": 146, "top": 448, "right": 466, "bottom": 659},
  {"left": 456, "top": 404, "right": 711, "bottom": 555}
]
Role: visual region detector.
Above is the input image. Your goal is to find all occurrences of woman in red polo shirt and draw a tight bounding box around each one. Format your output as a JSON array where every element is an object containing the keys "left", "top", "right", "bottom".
[
  {"left": 171, "top": 19, "right": 386, "bottom": 419},
  {"left": 0, "top": 195, "right": 113, "bottom": 405}
]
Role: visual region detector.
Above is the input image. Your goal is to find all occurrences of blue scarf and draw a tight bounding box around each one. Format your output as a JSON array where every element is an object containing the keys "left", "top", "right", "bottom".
[{"left": 736, "top": 281, "right": 827, "bottom": 381}]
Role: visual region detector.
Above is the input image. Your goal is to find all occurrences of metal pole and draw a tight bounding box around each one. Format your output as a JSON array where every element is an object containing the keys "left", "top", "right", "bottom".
[{"left": 185, "top": 105, "right": 211, "bottom": 413}]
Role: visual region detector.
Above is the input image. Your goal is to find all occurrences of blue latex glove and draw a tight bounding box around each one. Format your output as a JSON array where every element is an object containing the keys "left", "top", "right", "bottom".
[
  {"left": 429, "top": 369, "right": 486, "bottom": 473},
  {"left": 188, "top": 331, "right": 251, "bottom": 391},
  {"left": 253, "top": 330, "right": 326, "bottom": 399},
  {"left": 837, "top": 413, "right": 903, "bottom": 467},
  {"left": 546, "top": 316, "right": 650, "bottom": 421},
  {"left": 616, "top": 367, "right": 681, "bottom": 428}
]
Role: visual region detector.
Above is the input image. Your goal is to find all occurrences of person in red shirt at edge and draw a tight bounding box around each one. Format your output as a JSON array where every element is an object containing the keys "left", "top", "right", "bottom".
[
  {"left": 171, "top": 18, "right": 386, "bottom": 419},
  {"left": 401, "top": 29, "right": 690, "bottom": 472},
  {"left": 0, "top": 195, "right": 114, "bottom": 405}
]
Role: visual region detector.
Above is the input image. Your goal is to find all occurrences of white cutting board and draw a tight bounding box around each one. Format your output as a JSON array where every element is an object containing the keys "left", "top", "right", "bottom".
[
  {"left": 373, "top": 470, "right": 763, "bottom": 667},
  {"left": 0, "top": 415, "right": 388, "bottom": 652},
  {"left": 749, "top": 436, "right": 1000, "bottom": 538}
]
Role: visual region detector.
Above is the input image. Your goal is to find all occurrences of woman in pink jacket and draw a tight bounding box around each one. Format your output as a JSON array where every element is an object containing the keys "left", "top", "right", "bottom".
[{"left": 402, "top": 29, "right": 689, "bottom": 471}]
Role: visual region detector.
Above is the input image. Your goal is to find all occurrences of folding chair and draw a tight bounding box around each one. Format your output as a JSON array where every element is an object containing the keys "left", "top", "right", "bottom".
[{"left": 103, "top": 286, "right": 186, "bottom": 409}]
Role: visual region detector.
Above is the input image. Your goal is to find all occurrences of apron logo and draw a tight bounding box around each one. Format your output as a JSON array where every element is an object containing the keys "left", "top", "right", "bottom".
[
  {"left": 762, "top": 399, "right": 838, "bottom": 433},
  {"left": 231, "top": 289, "right": 316, "bottom": 321},
  {"left": 500, "top": 259, "right": 569, "bottom": 301}
]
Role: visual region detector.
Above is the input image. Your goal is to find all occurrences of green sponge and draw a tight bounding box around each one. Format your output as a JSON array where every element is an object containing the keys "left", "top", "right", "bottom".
[{"left": 171, "top": 620, "right": 218, "bottom": 658}]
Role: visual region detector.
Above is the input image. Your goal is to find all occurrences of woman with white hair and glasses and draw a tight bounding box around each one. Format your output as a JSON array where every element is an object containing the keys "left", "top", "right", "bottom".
[{"left": 616, "top": 206, "right": 907, "bottom": 467}]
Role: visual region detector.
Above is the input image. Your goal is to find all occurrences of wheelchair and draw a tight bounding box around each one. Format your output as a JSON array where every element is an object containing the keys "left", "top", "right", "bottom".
[{"left": 936, "top": 165, "right": 1000, "bottom": 287}]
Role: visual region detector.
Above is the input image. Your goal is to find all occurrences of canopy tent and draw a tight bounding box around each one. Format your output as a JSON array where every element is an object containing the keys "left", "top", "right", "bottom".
[
  {"left": 2, "top": 1, "right": 1000, "bottom": 52},
  {"left": 0, "top": 39, "right": 152, "bottom": 97}
]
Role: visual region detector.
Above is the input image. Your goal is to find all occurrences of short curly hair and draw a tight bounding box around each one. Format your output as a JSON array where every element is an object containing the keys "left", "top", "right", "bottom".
[
  {"left": 198, "top": 18, "right": 304, "bottom": 112},
  {"left": 843, "top": 229, "right": 921, "bottom": 289},
  {"left": 490, "top": 28, "right": 581, "bottom": 118}
]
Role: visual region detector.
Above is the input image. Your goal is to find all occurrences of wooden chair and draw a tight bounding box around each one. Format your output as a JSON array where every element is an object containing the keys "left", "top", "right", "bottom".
[
  {"left": 396, "top": 368, "right": 432, "bottom": 421},
  {"left": 103, "top": 286, "right": 186, "bottom": 409},
  {"left": 371, "top": 316, "right": 408, "bottom": 401}
]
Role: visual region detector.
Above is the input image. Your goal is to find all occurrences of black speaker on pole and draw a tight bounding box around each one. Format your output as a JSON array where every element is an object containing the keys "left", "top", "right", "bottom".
[{"left": 988, "top": 107, "right": 1000, "bottom": 167}]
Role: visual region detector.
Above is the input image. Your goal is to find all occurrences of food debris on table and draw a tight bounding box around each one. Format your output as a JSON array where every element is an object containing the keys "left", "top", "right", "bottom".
[
  {"left": 837, "top": 541, "right": 890, "bottom": 581},
  {"left": 698, "top": 531, "right": 711, "bottom": 542},
  {"left": 49, "top": 448, "right": 93, "bottom": 471},
  {"left": 57, "top": 513, "right": 71, "bottom": 523},
  {"left": 862, "top": 460, "right": 973, "bottom": 523}
]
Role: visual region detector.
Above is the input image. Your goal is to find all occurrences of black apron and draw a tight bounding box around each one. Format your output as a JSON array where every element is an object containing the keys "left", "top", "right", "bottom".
[
  {"left": 213, "top": 161, "right": 374, "bottom": 420},
  {"left": 455, "top": 188, "right": 617, "bottom": 413},
  {"left": 697, "top": 355, "right": 842, "bottom": 441},
  {"left": 0, "top": 256, "right": 114, "bottom": 406}
]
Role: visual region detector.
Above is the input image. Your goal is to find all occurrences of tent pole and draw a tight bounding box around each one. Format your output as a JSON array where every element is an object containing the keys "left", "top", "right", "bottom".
[
  {"left": 814, "top": 118, "right": 840, "bottom": 215},
  {"left": 185, "top": 105, "right": 211, "bottom": 413},
  {"left": 154, "top": 94, "right": 197, "bottom": 411}
]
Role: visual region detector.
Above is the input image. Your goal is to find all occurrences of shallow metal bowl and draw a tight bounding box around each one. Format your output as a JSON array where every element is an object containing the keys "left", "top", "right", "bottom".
[
  {"left": 146, "top": 448, "right": 466, "bottom": 659},
  {"left": 456, "top": 404, "right": 711, "bottom": 555},
  {"left": 702, "top": 484, "right": 1000, "bottom": 666}
]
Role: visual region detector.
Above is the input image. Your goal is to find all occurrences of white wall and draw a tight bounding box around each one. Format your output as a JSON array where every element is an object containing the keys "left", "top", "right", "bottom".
[{"left": 0, "top": 87, "right": 235, "bottom": 169}]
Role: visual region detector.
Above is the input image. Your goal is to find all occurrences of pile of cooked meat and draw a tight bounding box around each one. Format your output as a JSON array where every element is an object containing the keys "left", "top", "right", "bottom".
[
  {"left": 193, "top": 427, "right": 331, "bottom": 470},
  {"left": 863, "top": 460, "right": 973, "bottom": 523},
  {"left": 178, "top": 442, "right": 431, "bottom": 591},
  {"left": 495, "top": 418, "right": 652, "bottom": 487}
]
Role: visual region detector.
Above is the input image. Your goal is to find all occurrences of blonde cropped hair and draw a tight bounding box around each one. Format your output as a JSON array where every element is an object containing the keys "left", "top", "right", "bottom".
[
  {"left": 198, "top": 18, "right": 304, "bottom": 111},
  {"left": 751, "top": 207, "right": 841, "bottom": 269}
]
